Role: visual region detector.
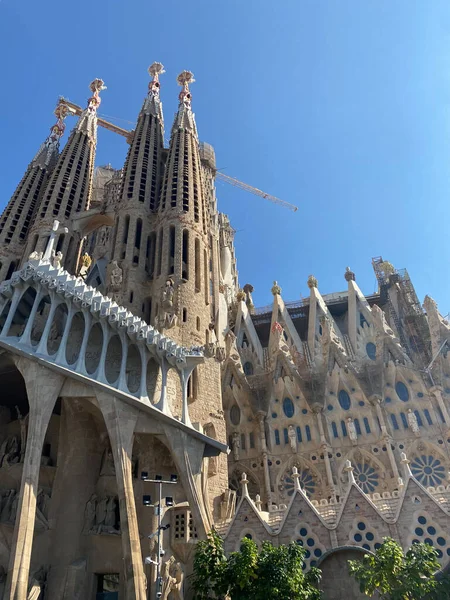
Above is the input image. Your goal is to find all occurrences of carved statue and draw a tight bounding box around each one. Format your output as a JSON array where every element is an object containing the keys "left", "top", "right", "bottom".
[
  {"left": 108, "top": 260, "right": 123, "bottom": 291},
  {"left": 243, "top": 283, "right": 255, "bottom": 313},
  {"left": 347, "top": 418, "right": 358, "bottom": 445},
  {"left": 105, "top": 496, "right": 117, "bottom": 528},
  {"left": 37, "top": 489, "right": 51, "bottom": 520},
  {"left": 83, "top": 494, "right": 97, "bottom": 534},
  {"left": 407, "top": 409, "right": 420, "bottom": 436},
  {"left": 288, "top": 425, "right": 297, "bottom": 453},
  {"left": 232, "top": 432, "right": 240, "bottom": 461},
  {"left": 95, "top": 496, "right": 108, "bottom": 531},
  {"left": 51, "top": 250, "right": 63, "bottom": 270},
  {"left": 100, "top": 445, "right": 115, "bottom": 476},
  {"left": 156, "top": 279, "right": 178, "bottom": 331},
  {"left": 28, "top": 251, "right": 43, "bottom": 261},
  {"left": 271, "top": 280, "right": 281, "bottom": 296},
  {"left": 2, "top": 436, "right": 20, "bottom": 466},
  {"left": 160, "top": 556, "right": 184, "bottom": 600},
  {"left": 79, "top": 253, "right": 92, "bottom": 278},
  {"left": 16, "top": 406, "right": 28, "bottom": 463}
]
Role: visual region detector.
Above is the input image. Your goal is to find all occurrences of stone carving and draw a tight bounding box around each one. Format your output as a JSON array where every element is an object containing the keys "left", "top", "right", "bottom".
[
  {"left": 27, "top": 567, "right": 47, "bottom": 600},
  {"left": 84, "top": 494, "right": 119, "bottom": 535},
  {"left": 307, "top": 274, "right": 318, "bottom": 289},
  {"left": 100, "top": 445, "right": 115, "bottom": 476},
  {"left": 347, "top": 417, "right": 358, "bottom": 445},
  {"left": 160, "top": 556, "right": 184, "bottom": 600},
  {"left": 288, "top": 425, "right": 297, "bottom": 453},
  {"left": 28, "top": 251, "right": 43, "bottom": 261},
  {"left": 0, "top": 436, "right": 20, "bottom": 467},
  {"left": 344, "top": 266, "right": 355, "bottom": 282},
  {"left": 243, "top": 283, "right": 254, "bottom": 314},
  {"left": 407, "top": 409, "right": 420, "bottom": 436},
  {"left": 232, "top": 432, "right": 240, "bottom": 461},
  {"left": 51, "top": 250, "right": 63, "bottom": 269},
  {"left": 16, "top": 406, "right": 28, "bottom": 463},
  {"left": 271, "top": 280, "right": 281, "bottom": 296},
  {"left": 79, "top": 253, "right": 92, "bottom": 278},
  {"left": 236, "top": 288, "right": 246, "bottom": 302},
  {"left": 107, "top": 260, "right": 123, "bottom": 299},
  {"left": 156, "top": 279, "right": 178, "bottom": 331}
]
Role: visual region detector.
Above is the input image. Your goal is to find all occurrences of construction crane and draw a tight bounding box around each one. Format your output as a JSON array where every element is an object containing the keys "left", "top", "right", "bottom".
[{"left": 60, "top": 98, "right": 298, "bottom": 212}]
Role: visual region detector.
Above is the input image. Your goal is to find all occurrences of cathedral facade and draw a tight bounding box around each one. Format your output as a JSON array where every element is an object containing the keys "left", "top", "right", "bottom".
[{"left": 0, "top": 63, "right": 449, "bottom": 599}]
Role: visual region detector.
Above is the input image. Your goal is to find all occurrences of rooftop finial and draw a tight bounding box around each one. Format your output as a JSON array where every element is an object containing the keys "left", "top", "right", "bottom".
[
  {"left": 344, "top": 266, "right": 355, "bottom": 282},
  {"left": 50, "top": 100, "right": 70, "bottom": 144},
  {"left": 177, "top": 70, "right": 195, "bottom": 107},
  {"left": 148, "top": 62, "right": 165, "bottom": 97},
  {"left": 87, "top": 78, "right": 107, "bottom": 114}
]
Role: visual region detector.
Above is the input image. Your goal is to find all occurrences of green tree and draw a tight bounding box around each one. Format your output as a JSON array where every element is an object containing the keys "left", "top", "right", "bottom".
[
  {"left": 348, "top": 537, "right": 450, "bottom": 599},
  {"left": 192, "top": 530, "right": 322, "bottom": 600}
]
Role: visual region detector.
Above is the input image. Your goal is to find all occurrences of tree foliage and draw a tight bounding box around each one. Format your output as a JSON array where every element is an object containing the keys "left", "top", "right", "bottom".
[
  {"left": 192, "top": 530, "right": 322, "bottom": 600},
  {"left": 348, "top": 537, "right": 450, "bottom": 599}
]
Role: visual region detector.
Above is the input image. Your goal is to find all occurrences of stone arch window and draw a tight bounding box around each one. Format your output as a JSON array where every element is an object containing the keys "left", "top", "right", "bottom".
[
  {"left": 133, "top": 218, "right": 142, "bottom": 265},
  {"left": 414, "top": 410, "right": 423, "bottom": 427},
  {"left": 187, "top": 368, "right": 198, "bottom": 401},
  {"left": 283, "top": 397, "right": 294, "bottom": 418},
  {"left": 157, "top": 228, "right": 163, "bottom": 276},
  {"left": 274, "top": 429, "right": 280, "bottom": 445},
  {"left": 354, "top": 418, "right": 362, "bottom": 435},
  {"left": 341, "top": 420, "right": 347, "bottom": 437},
  {"left": 363, "top": 417, "right": 371, "bottom": 433},
  {"left": 305, "top": 425, "right": 312, "bottom": 442},
  {"left": 230, "top": 404, "right": 241, "bottom": 426},
  {"left": 243, "top": 362, "right": 253, "bottom": 376},
  {"left": 296, "top": 426, "right": 302, "bottom": 442},
  {"left": 182, "top": 308, "right": 187, "bottom": 323},
  {"left": 241, "top": 332, "right": 249, "bottom": 349},
  {"left": 395, "top": 381, "right": 409, "bottom": 402},
  {"left": 229, "top": 469, "right": 259, "bottom": 499},
  {"left": 331, "top": 422, "right": 338, "bottom": 438},
  {"left": 5, "top": 261, "right": 17, "bottom": 280},
  {"left": 390, "top": 414, "right": 399, "bottom": 430},
  {"left": 56, "top": 233, "right": 65, "bottom": 253},
  {"left": 196, "top": 316, "right": 200, "bottom": 331},
  {"left": 146, "top": 232, "right": 156, "bottom": 278},
  {"left": 423, "top": 409, "right": 433, "bottom": 425},
  {"left": 338, "top": 389, "right": 351, "bottom": 410},
  {"left": 296, "top": 523, "right": 326, "bottom": 569},
  {"left": 280, "top": 465, "right": 317, "bottom": 499},
  {"left": 143, "top": 297, "right": 152, "bottom": 324},
  {"left": 410, "top": 513, "right": 450, "bottom": 565},
  {"left": 182, "top": 229, "right": 189, "bottom": 279}
]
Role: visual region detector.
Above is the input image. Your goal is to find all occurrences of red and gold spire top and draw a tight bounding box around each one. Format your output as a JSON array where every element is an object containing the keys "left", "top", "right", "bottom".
[
  {"left": 32, "top": 99, "right": 70, "bottom": 168},
  {"left": 87, "top": 78, "right": 107, "bottom": 114},
  {"left": 148, "top": 62, "right": 165, "bottom": 98},
  {"left": 76, "top": 78, "right": 106, "bottom": 142},
  {"left": 177, "top": 70, "right": 195, "bottom": 108}
]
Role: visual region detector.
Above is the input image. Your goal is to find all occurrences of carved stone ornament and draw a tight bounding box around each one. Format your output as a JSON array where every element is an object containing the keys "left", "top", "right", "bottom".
[
  {"left": 307, "top": 274, "right": 318, "bottom": 289},
  {"left": 271, "top": 280, "right": 282, "bottom": 296},
  {"left": 344, "top": 266, "right": 355, "bottom": 282}
]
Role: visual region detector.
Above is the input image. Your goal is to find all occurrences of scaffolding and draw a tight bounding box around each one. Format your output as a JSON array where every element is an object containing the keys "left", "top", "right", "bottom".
[{"left": 372, "top": 256, "right": 431, "bottom": 366}]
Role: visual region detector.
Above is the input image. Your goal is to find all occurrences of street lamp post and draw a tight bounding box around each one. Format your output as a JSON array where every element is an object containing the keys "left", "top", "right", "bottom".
[{"left": 142, "top": 472, "right": 178, "bottom": 599}]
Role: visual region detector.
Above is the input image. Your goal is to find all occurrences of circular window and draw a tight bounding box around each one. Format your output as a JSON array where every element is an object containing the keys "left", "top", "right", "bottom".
[
  {"left": 365, "top": 342, "right": 376, "bottom": 360},
  {"left": 338, "top": 389, "right": 351, "bottom": 410},
  {"left": 230, "top": 405, "right": 241, "bottom": 426},
  {"left": 395, "top": 381, "right": 409, "bottom": 402},
  {"left": 283, "top": 398, "right": 294, "bottom": 418}
]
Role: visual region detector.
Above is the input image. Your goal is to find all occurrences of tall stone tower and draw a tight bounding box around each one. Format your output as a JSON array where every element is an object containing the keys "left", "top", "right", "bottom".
[
  {"left": 109, "top": 63, "right": 165, "bottom": 315},
  {"left": 0, "top": 100, "right": 69, "bottom": 280},
  {"left": 24, "top": 79, "right": 106, "bottom": 272}
]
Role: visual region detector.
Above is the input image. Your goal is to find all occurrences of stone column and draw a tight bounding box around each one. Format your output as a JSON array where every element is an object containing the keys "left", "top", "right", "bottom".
[
  {"left": 430, "top": 385, "right": 450, "bottom": 425},
  {"left": 95, "top": 391, "right": 146, "bottom": 600},
  {"left": 4, "top": 358, "right": 64, "bottom": 600},
  {"left": 257, "top": 412, "right": 272, "bottom": 505}
]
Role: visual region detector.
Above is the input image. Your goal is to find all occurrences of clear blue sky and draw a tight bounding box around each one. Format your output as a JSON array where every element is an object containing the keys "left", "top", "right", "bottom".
[{"left": 1, "top": 1, "right": 450, "bottom": 311}]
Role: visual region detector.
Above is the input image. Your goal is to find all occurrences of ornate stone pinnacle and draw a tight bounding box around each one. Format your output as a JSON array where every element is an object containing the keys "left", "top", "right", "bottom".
[
  {"left": 148, "top": 62, "right": 165, "bottom": 80},
  {"left": 307, "top": 275, "right": 318, "bottom": 289},
  {"left": 271, "top": 280, "right": 282, "bottom": 296},
  {"left": 177, "top": 71, "right": 195, "bottom": 107},
  {"left": 87, "top": 79, "right": 106, "bottom": 113},
  {"left": 344, "top": 266, "right": 355, "bottom": 282}
]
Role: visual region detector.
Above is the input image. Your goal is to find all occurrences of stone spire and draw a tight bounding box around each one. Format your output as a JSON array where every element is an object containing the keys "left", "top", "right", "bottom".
[
  {"left": 109, "top": 64, "right": 166, "bottom": 311},
  {"left": 0, "top": 100, "right": 70, "bottom": 280},
  {"left": 25, "top": 80, "right": 106, "bottom": 273}
]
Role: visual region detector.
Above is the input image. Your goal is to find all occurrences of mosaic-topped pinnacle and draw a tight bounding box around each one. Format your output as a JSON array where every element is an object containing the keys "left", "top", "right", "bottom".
[
  {"left": 177, "top": 70, "right": 195, "bottom": 88},
  {"left": 148, "top": 62, "right": 165, "bottom": 80}
]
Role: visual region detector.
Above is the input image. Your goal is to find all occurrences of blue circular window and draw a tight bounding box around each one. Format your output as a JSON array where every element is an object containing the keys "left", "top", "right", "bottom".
[
  {"left": 338, "top": 390, "right": 351, "bottom": 410},
  {"left": 396, "top": 382, "right": 409, "bottom": 402},
  {"left": 366, "top": 342, "right": 376, "bottom": 360},
  {"left": 283, "top": 398, "right": 294, "bottom": 418}
]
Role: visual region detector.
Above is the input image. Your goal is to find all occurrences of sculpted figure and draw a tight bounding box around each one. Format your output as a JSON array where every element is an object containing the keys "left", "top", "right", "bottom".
[
  {"left": 28, "top": 251, "right": 43, "bottom": 261},
  {"left": 95, "top": 496, "right": 108, "bottom": 531},
  {"left": 109, "top": 261, "right": 123, "bottom": 290},
  {"left": 232, "top": 432, "right": 240, "bottom": 461},
  {"left": 100, "top": 445, "right": 115, "bottom": 476},
  {"left": 51, "top": 250, "right": 63, "bottom": 269},
  {"left": 105, "top": 496, "right": 117, "bottom": 529},
  {"left": 288, "top": 425, "right": 297, "bottom": 453},
  {"left": 161, "top": 557, "right": 184, "bottom": 600},
  {"left": 347, "top": 417, "right": 358, "bottom": 445},
  {"left": 156, "top": 279, "right": 178, "bottom": 331},
  {"left": 83, "top": 494, "right": 97, "bottom": 534},
  {"left": 4, "top": 436, "right": 20, "bottom": 466},
  {"left": 407, "top": 409, "right": 420, "bottom": 436}
]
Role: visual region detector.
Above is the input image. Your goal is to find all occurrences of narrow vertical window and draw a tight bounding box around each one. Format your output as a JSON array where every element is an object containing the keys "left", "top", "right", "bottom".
[
  {"left": 195, "top": 238, "right": 200, "bottom": 292},
  {"left": 249, "top": 432, "right": 255, "bottom": 449},
  {"left": 296, "top": 426, "right": 302, "bottom": 442},
  {"left": 182, "top": 229, "right": 189, "bottom": 280},
  {"left": 305, "top": 425, "right": 311, "bottom": 441},
  {"left": 363, "top": 417, "right": 371, "bottom": 433},
  {"left": 437, "top": 407, "right": 445, "bottom": 423},
  {"left": 354, "top": 418, "right": 361, "bottom": 435},
  {"left": 241, "top": 434, "right": 246, "bottom": 450},
  {"left": 148, "top": 233, "right": 156, "bottom": 278},
  {"left": 390, "top": 414, "right": 399, "bottom": 430},
  {"left": 168, "top": 226, "right": 175, "bottom": 275},
  {"left": 196, "top": 316, "right": 200, "bottom": 331},
  {"left": 400, "top": 413, "right": 408, "bottom": 429},
  {"left": 182, "top": 308, "right": 187, "bottom": 322},
  {"left": 274, "top": 430, "right": 280, "bottom": 445},
  {"left": 157, "top": 229, "right": 163, "bottom": 276},
  {"left": 283, "top": 428, "right": 289, "bottom": 444},
  {"left": 134, "top": 218, "right": 142, "bottom": 265},
  {"left": 414, "top": 410, "right": 423, "bottom": 427},
  {"left": 423, "top": 409, "right": 433, "bottom": 425},
  {"left": 341, "top": 421, "right": 347, "bottom": 437},
  {"left": 332, "top": 422, "right": 338, "bottom": 438},
  {"left": 204, "top": 249, "right": 209, "bottom": 304}
]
